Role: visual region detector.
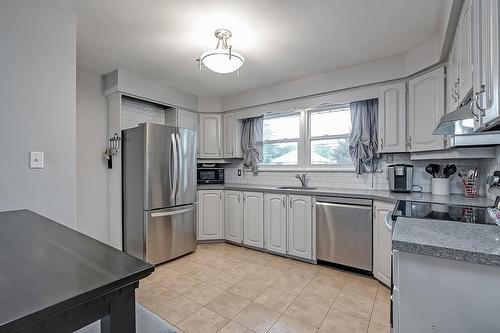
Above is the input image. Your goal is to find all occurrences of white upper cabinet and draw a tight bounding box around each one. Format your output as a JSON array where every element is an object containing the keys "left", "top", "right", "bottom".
[
  {"left": 243, "top": 192, "right": 264, "bottom": 248},
  {"left": 264, "top": 193, "right": 287, "bottom": 254},
  {"left": 197, "top": 190, "right": 223, "bottom": 240},
  {"left": 373, "top": 201, "right": 393, "bottom": 287},
  {"left": 199, "top": 114, "right": 222, "bottom": 158},
  {"left": 378, "top": 82, "right": 407, "bottom": 153},
  {"left": 177, "top": 108, "right": 198, "bottom": 130},
  {"left": 447, "top": 40, "right": 460, "bottom": 114},
  {"left": 458, "top": 0, "right": 473, "bottom": 101},
  {"left": 224, "top": 190, "right": 243, "bottom": 243},
  {"left": 287, "top": 195, "right": 312, "bottom": 260},
  {"left": 223, "top": 113, "right": 243, "bottom": 158},
  {"left": 407, "top": 67, "right": 445, "bottom": 152},
  {"left": 472, "top": 0, "right": 500, "bottom": 130}
]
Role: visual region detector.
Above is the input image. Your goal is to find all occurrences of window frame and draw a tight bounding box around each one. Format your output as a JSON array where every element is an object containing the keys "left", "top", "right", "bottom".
[
  {"left": 306, "top": 106, "right": 353, "bottom": 168},
  {"left": 260, "top": 111, "right": 302, "bottom": 167},
  {"left": 259, "top": 106, "right": 355, "bottom": 172}
]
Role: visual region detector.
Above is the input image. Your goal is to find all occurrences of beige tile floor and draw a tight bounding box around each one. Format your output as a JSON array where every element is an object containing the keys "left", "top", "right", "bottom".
[{"left": 137, "top": 243, "right": 390, "bottom": 333}]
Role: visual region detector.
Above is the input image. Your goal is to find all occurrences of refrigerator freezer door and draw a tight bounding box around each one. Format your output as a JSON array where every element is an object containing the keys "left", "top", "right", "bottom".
[
  {"left": 144, "top": 123, "right": 177, "bottom": 210},
  {"left": 145, "top": 204, "right": 196, "bottom": 265},
  {"left": 176, "top": 128, "right": 197, "bottom": 206}
]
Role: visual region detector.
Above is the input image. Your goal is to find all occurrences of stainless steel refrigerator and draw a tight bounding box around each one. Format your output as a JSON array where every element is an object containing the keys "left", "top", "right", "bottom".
[{"left": 122, "top": 123, "right": 197, "bottom": 265}]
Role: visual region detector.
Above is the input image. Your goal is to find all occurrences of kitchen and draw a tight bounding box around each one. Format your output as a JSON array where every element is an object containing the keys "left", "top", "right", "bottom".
[{"left": 1, "top": 1, "right": 500, "bottom": 333}]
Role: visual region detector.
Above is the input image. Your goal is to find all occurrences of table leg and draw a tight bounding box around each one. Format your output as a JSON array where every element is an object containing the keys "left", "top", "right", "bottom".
[{"left": 101, "top": 288, "right": 136, "bottom": 333}]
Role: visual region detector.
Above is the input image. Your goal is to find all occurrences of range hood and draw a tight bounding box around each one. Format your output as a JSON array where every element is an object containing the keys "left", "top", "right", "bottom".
[
  {"left": 433, "top": 91, "right": 500, "bottom": 146},
  {"left": 433, "top": 93, "right": 475, "bottom": 135}
]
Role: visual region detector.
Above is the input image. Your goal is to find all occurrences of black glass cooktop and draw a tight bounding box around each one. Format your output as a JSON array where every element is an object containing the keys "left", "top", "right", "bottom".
[{"left": 391, "top": 200, "right": 494, "bottom": 225}]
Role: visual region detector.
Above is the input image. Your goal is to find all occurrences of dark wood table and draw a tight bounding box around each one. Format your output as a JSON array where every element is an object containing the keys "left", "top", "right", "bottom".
[{"left": 0, "top": 210, "right": 154, "bottom": 333}]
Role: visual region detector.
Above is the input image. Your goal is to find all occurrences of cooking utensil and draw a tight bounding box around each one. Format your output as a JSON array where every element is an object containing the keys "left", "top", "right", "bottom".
[
  {"left": 425, "top": 165, "right": 436, "bottom": 178},
  {"left": 442, "top": 164, "right": 457, "bottom": 178},
  {"left": 429, "top": 164, "right": 441, "bottom": 178},
  {"left": 447, "top": 164, "right": 457, "bottom": 177}
]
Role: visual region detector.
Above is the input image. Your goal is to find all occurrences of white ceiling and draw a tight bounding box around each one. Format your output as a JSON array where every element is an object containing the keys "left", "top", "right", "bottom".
[{"left": 65, "top": 0, "right": 449, "bottom": 97}]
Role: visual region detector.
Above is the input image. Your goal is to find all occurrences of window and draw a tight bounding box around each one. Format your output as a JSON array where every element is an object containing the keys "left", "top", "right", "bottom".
[
  {"left": 262, "top": 113, "right": 300, "bottom": 165},
  {"left": 309, "top": 106, "right": 352, "bottom": 165},
  {"left": 261, "top": 104, "right": 353, "bottom": 169}
]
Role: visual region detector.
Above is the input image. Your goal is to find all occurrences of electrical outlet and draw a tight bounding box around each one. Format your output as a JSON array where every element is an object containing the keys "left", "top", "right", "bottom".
[
  {"left": 238, "top": 169, "right": 242, "bottom": 176},
  {"left": 29, "top": 151, "right": 44, "bottom": 169}
]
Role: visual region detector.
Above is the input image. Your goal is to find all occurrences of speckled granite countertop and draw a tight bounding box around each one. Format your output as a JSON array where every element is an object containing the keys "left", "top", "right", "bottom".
[
  {"left": 393, "top": 217, "right": 500, "bottom": 266},
  {"left": 197, "top": 183, "right": 495, "bottom": 207}
]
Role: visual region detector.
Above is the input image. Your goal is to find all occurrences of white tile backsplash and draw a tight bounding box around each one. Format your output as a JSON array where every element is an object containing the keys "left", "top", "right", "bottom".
[
  {"left": 486, "top": 146, "right": 500, "bottom": 200},
  {"left": 225, "top": 153, "right": 499, "bottom": 196},
  {"left": 121, "top": 96, "right": 166, "bottom": 130}
]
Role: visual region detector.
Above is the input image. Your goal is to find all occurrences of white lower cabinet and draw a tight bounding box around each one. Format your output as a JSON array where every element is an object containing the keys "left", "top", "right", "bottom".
[
  {"left": 373, "top": 200, "right": 393, "bottom": 286},
  {"left": 287, "top": 195, "right": 313, "bottom": 259},
  {"left": 224, "top": 190, "right": 243, "bottom": 243},
  {"left": 198, "top": 189, "right": 314, "bottom": 260},
  {"left": 243, "top": 192, "right": 264, "bottom": 248},
  {"left": 264, "top": 193, "right": 288, "bottom": 254},
  {"left": 197, "top": 190, "right": 223, "bottom": 240}
]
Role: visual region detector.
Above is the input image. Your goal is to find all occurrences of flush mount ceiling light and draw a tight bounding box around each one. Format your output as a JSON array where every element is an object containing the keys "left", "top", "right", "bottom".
[{"left": 197, "top": 29, "right": 244, "bottom": 74}]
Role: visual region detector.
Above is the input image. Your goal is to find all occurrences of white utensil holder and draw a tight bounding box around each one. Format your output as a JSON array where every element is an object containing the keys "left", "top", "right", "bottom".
[{"left": 432, "top": 178, "right": 450, "bottom": 195}]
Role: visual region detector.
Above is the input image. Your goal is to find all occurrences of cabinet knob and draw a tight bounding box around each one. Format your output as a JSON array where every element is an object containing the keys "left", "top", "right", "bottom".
[{"left": 406, "top": 137, "right": 412, "bottom": 150}]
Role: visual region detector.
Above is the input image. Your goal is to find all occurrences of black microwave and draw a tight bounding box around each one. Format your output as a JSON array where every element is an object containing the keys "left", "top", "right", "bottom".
[{"left": 197, "top": 167, "right": 224, "bottom": 184}]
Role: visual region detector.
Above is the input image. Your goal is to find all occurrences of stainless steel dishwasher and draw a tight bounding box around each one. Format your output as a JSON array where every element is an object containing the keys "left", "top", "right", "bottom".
[{"left": 316, "top": 196, "right": 372, "bottom": 272}]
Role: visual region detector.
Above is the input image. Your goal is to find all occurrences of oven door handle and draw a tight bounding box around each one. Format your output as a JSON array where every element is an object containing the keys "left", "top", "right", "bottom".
[{"left": 384, "top": 213, "right": 393, "bottom": 232}]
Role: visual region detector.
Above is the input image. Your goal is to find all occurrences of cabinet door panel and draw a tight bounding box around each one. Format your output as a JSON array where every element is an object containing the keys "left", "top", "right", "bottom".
[
  {"left": 458, "top": 0, "right": 473, "bottom": 101},
  {"left": 408, "top": 67, "right": 445, "bottom": 152},
  {"left": 177, "top": 108, "right": 198, "bottom": 130},
  {"left": 199, "top": 114, "right": 221, "bottom": 157},
  {"left": 287, "top": 195, "right": 312, "bottom": 259},
  {"left": 198, "top": 190, "right": 223, "bottom": 240},
  {"left": 373, "top": 201, "right": 393, "bottom": 287},
  {"left": 473, "top": 0, "right": 500, "bottom": 129},
  {"left": 224, "top": 191, "right": 243, "bottom": 243},
  {"left": 264, "top": 193, "right": 287, "bottom": 254},
  {"left": 378, "top": 82, "right": 406, "bottom": 153},
  {"left": 243, "top": 192, "right": 264, "bottom": 248},
  {"left": 447, "top": 41, "right": 460, "bottom": 114},
  {"left": 223, "top": 114, "right": 234, "bottom": 158}
]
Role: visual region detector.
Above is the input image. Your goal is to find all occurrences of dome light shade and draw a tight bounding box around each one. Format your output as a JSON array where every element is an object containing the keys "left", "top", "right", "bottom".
[{"left": 198, "top": 29, "right": 244, "bottom": 74}]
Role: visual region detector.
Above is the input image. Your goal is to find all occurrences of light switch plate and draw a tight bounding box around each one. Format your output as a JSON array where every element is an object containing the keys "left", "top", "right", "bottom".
[{"left": 29, "top": 151, "right": 44, "bottom": 169}]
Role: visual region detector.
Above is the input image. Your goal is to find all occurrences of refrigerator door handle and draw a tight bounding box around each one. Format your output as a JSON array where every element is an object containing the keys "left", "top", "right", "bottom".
[
  {"left": 175, "top": 133, "right": 181, "bottom": 199},
  {"left": 171, "top": 133, "right": 178, "bottom": 202},
  {"left": 150, "top": 204, "right": 195, "bottom": 218}
]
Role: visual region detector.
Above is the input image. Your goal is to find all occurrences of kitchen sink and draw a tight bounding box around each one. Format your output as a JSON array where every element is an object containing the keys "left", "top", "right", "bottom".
[{"left": 277, "top": 186, "right": 318, "bottom": 190}]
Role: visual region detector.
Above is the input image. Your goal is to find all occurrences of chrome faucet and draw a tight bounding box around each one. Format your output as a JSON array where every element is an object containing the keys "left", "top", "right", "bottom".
[{"left": 295, "top": 173, "right": 307, "bottom": 188}]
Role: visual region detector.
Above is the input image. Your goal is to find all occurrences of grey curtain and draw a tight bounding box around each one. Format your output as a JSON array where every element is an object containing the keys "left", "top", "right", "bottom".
[
  {"left": 349, "top": 99, "right": 380, "bottom": 174},
  {"left": 241, "top": 115, "right": 264, "bottom": 173}
]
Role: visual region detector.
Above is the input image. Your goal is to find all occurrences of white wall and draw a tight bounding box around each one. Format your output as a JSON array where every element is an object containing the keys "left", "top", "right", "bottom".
[
  {"left": 198, "top": 96, "right": 222, "bottom": 113},
  {"left": 221, "top": 34, "right": 444, "bottom": 112},
  {"left": 104, "top": 69, "right": 199, "bottom": 111},
  {"left": 76, "top": 67, "right": 109, "bottom": 242},
  {"left": 0, "top": 0, "right": 77, "bottom": 227}
]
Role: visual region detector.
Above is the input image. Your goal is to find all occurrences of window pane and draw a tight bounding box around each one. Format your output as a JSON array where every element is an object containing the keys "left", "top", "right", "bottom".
[
  {"left": 310, "top": 108, "right": 351, "bottom": 137},
  {"left": 262, "top": 142, "right": 298, "bottom": 165},
  {"left": 263, "top": 114, "right": 300, "bottom": 140},
  {"left": 311, "top": 138, "right": 352, "bottom": 165}
]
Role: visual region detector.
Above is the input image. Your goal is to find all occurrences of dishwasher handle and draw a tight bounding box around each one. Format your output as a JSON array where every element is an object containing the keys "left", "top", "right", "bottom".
[{"left": 316, "top": 201, "right": 372, "bottom": 211}]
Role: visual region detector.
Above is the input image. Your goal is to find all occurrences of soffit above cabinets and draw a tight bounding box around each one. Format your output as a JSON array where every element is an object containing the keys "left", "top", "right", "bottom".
[{"left": 63, "top": 0, "right": 450, "bottom": 96}]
